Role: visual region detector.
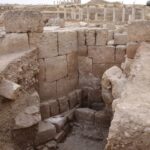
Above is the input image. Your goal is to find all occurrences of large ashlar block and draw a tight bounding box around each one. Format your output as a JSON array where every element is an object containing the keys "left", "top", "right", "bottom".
[
  {"left": 88, "top": 46, "right": 115, "bottom": 63},
  {"left": 78, "top": 46, "right": 88, "bottom": 56},
  {"left": 67, "top": 52, "right": 78, "bottom": 79},
  {"left": 108, "top": 30, "right": 114, "bottom": 41},
  {"left": 49, "top": 100, "right": 59, "bottom": 116},
  {"left": 58, "top": 30, "right": 77, "bottom": 55},
  {"left": 0, "top": 33, "right": 29, "bottom": 55},
  {"left": 29, "top": 32, "right": 58, "bottom": 59},
  {"left": 96, "top": 29, "right": 108, "bottom": 46},
  {"left": 86, "top": 29, "right": 96, "bottom": 46},
  {"left": 4, "top": 11, "right": 43, "bottom": 33},
  {"left": 114, "top": 33, "right": 128, "bottom": 45},
  {"left": 40, "top": 101, "right": 50, "bottom": 120},
  {"left": 58, "top": 96, "right": 69, "bottom": 113},
  {"left": 77, "top": 30, "right": 86, "bottom": 46},
  {"left": 45, "top": 56, "right": 67, "bottom": 82},
  {"left": 78, "top": 56, "right": 92, "bottom": 75},
  {"left": 126, "top": 42, "right": 140, "bottom": 59},
  {"left": 115, "top": 45, "right": 126, "bottom": 63},
  {"left": 57, "top": 77, "right": 78, "bottom": 97},
  {"left": 128, "top": 21, "right": 150, "bottom": 42},
  {"left": 38, "top": 59, "right": 45, "bottom": 82},
  {"left": 39, "top": 81, "right": 57, "bottom": 101}
]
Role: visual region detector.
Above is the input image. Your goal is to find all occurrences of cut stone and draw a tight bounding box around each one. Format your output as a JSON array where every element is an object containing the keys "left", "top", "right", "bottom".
[
  {"left": 96, "top": 29, "right": 108, "bottom": 46},
  {"left": 86, "top": 29, "right": 96, "bottom": 46},
  {"left": 78, "top": 30, "right": 86, "bottom": 46},
  {"left": 114, "top": 33, "right": 127, "bottom": 45},
  {"left": 40, "top": 102, "right": 50, "bottom": 120},
  {"left": 115, "top": 45, "right": 126, "bottom": 63},
  {"left": 68, "top": 91, "right": 78, "bottom": 109},
  {"left": 49, "top": 100, "right": 59, "bottom": 116},
  {"left": 78, "top": 46, "right": 88, "bottom": 56},
  {"left": 55, "top": 130, "right": 66, "bottom": 143},
  {"left": 58, "top": 96, "right": 69, "bottom": 113}
]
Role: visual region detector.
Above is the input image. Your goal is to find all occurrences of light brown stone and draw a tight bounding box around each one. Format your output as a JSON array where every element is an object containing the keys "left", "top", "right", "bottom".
[
  {"left": 78, "top": 30, "right": 86, "bottom": 46},
  {"left": 58, "top": 96, "right": 69, "bottom": 113},
  {"left": 115, "top": 45, "right": 126, "bottom": 63},
  {"left": 29, "top": 32, "right": 58, "bottom": 59},
  {"left": 78, "top": 46, "right": 88, "bottom": 56},
  {"left": 38, "top": 59, "right": 45, "bottom": 82},
  {"left": 68, "top": 91, "right": 78, "bottom": 109},
  {"left": 114, "top": 33, "right": 127, "bottom": 45},
  {"left": 108, "top": 30, "right": 114, "bottom": 41},
  {"left": 88, "top": 46, "right": 115, "bottom": 63},
  {"left": 49, "top": 100, "right": 59, "bottom": 116},
  {"left": 4, "top": 10, "right": 43, "bottom": 33},
  {"left": 45, "top": 56, "right": 67, "bottom": 82},
  {"left": 40, "top": 102, "right": 50, "bottom": 120},
  {"left": 96, "top": 29, "right": 108, "bottom": 46},
  {"left": 86, "top": 29, "right": 96, "bottom": 46}
]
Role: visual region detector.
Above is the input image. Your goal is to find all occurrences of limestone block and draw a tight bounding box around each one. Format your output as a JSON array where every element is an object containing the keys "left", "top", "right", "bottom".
[
  {"left": 35, "top": 121, "right": 56, "bottom": 145},
  {"left": 58, "top": 96, "right": 69, "bottom": 113},
  {"left": 68, "top": 91, "right": 78, "bottom": 109},
  {"left": 0, "top": 79, "right": 21, "bottom": 100},
  {"left": 58, "top": 30, "right": 77, "bottom": 55},
  {"left": 75, "top": 89, "right": 82, "bottom": 105},
  {"left": 57, "top": 77, "right": 78, "bottom": 97},
  {"left": 78, "top": 46, "right": 88, "bottom": 56},
  {"left": 38, "top": 59, "right": 45, "bottom": 82},
  {"left": 45, "top": 116, "right": 67, "bottom": 132},
  {"left": 88, "top": 46, "right": 115, "bottom": 63},
  {"left": 114, "top": 33, "right": 127, "bottom": 45},
  {"left": 78, "top": 30, "right": 86, "bottom": 46},
  {"left": 15, "top": 106, "right": 41, "bottom": 129},
  {"left": 128, "top": 21, "right": 150, "bottom": 42},
  {"left": 78, "top": 56, "right": 92, "bottom": 75},
  {"left": 108, "top": 30, "right": 114, "bottom": 41},
  {"left": 39, "top": 81, "right": 57, "bottom": 101},
  {"left": 93, "top": 63, "right": 115, "bottom": 78},
  {"left": 86, "top": 29, "right": 96, "bottom": 46},
  {"left": 45, "top": 56, "right": 67, "bottom": 82},
  {"left": 75, "top": 108, "right": 95, "bottom": 123},
  {"left": 49, "top": 100, "right": 59, "bottom": 116},
  {"left": 40, "top": 102, "right": 50, "bottom": 120},
  {"left": 96, "top": 29, "right": 108, "bottom": 46},
  {"left": 126, "top": 42, "right": 139, "bottom": 59},
  {"left": 107, "top": 40, "right": 114, "bottom": 46},
  {"left": 0, "top": 33, "right": 29, "bottom": 55},
  {"left": 4, "top": 11, "right": 43, "bottom": 33},
  {"left": 29, "top": 32, "right": 58, "bottom": 59},
  {"left": 67, "top": 52, "right": 78, "bottom": 79},
  {"left": 115, "top": 45, "right": 126, "bottom": 63}
]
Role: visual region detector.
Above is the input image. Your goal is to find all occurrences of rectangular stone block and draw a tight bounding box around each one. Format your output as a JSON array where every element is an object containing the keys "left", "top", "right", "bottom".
[
  {"left": 49, "top": 100, "right": 59, "bottom": 116},
  {"left": 128, "top": 21, "right": 150, "bottom": 42},
  {"left": 78, "top": 56, "right": 92, "bottom": 75},
  {"left": 108, "top": 30, "right": 114, "bottom": 41},
  {"left": 29, "top": 32, "right": 58, "bottom": 59},
  {"left": 38, "top": 59, "right": 45, "bottom": 82},
  {"left": 40, "top": 102, "right": 50, "bottom": 120},
  {"left": 0, "top": 33, "right": 29, "bottom": 55},
  {"left": 77, "top": 30, "right": 86, "bottom": 46},
  {"left": 68, "top": 91, "right": 78, "bottom": 109},
  {"left": 75, "top": 89, "right": 82, "bottom": 105},
  {"left": 86, "top": 29, "right": 96, "bottom": 46},
  {"left": 45, "top": 56, "right": 67, "bottom": 82},
  {"left": 78, "top": 46, "right": 88, "bottom": 56},
  {"left": 67, "top": 52, "right": 78, "bottom": 79},
  {"left": 4, "top": 11, "right": 43, "bottom": 33},
  {"left": 58, "top": 96, "right": 69, "bottom": 113},
  {"left": 126, "top": 42, "right": 140, "bottom": 59},
  {"left": 115, "top": 45, "right": 126, "bottom": 63},
  {"left": 114, "top": 33, "right": 127, "bottom": 45},
  {"left": 39, "top": 81, "right": 57, "bottom": 101},
  {"left": 96, "top": 29, "right": 108, "bottom": 46},
  {"left": 57, "top": 77, "right": 78, "bottom": 97},
  {"left": 58, "top": 30, "right": 77, "bottom": 55},
  {"left": 88, "top": 46, "right": 115, "bottom": 63}
]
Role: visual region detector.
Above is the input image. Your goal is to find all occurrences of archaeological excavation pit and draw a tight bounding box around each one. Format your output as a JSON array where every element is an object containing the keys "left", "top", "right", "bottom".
[{"left": 0, "top": 2, "right": 150, "bottom": 150}]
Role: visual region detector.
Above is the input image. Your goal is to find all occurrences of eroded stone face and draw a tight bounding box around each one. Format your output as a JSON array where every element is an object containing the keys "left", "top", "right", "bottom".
[{"left": 4, "top": 11, "right": 43, "bottom": 33}]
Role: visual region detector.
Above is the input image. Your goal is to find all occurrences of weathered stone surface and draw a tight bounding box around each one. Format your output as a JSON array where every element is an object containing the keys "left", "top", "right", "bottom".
[
  {"left": 68, "top": 91, "right": 78, "bottom": 109},
  {"left": 58, "top": 96, "right": 69, "bottom": 113},
  {"left": 107, "top": 40, "right": 114, "bottom": 46},
  {"left": 58, "top": 30, "right": 77, "bottom": 55},
  {"left": 114, "top": 33, "right": 127, "bottom": 45},
  {"left": 45, "top": 56, "right": 67, "bottom": 82},
  {"left": 45, "top": 140, "right": 57, "bottom": 149},
  {"left": 57, "top": 77, "right": 78, "bottom": 97},
  {"left": 128, "top": 21, "right": 150, "bottom": 42},
  {"left": 106, "top": 43, "right": 150, "bottom": 150},
  {"left": 67, "top": 52, "right": 78, "bottom": 79},
  {"left": 126, "top": 42, "right": 139, "bottom": 59},
  {"left": 75, "top": 89, "right": 82, "bottom": 105},
  {"left": 108, "top": 30, "right": 114, "bottom": 41},
  {"left": 96, "top": 29, "right": 108, "bottom": 46},
  {"left": 78, "top": 46, "right": 88, "bottom": 56},
  {"left": 40, "top": 102, "right": 50, "bottom": 120},
  {"left": 4, "top": 11, "right": 43, "bottom": 33},
  {"left": 115, "top": 45, "right": 126, "bottom": 63},
  {"left": 39, "top": 81, "right": 57, "bottom": 101},
  {"left": 0, "top": 33, "right": 29, "bottom": 55},
  {"left": 75, "top": 108, "right": 95, "bottom": 123},
  {"left": 15, "top": 106, "right": 41, "bottom": 129},
  {"left": 55, "top": 130, "right": 66, "bottom": 143},
  {"left": 88, "top": 46, "right": 115, "bottom": 63},
  {"left": 49, "top": 100, "right": 59, "bottom": 116},
  {"left": 38, "top": 59, "right": 45, "bottom": 82},
  {"left": 78, "top": 30, "right": 86, "bottom": 46},
  {"left": 46, "top": 116, "right": 67, "bottom": 132},
  {"left": 86, "top": 29, "right": 96, "bottom": 46},
  {"left": 35, "top": 121, "right": 56, "bottom": 145},
  {"left": 78, "top": 56, "right": 92, "bottom": 75},
  {"left": 29, "top": 32, "right": 58, "bottom": 59}
]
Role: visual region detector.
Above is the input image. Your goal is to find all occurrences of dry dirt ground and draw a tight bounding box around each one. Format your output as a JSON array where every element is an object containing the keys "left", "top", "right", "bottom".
[{"left": 58, "top": 122, "right": 109, "bottom": 150}]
